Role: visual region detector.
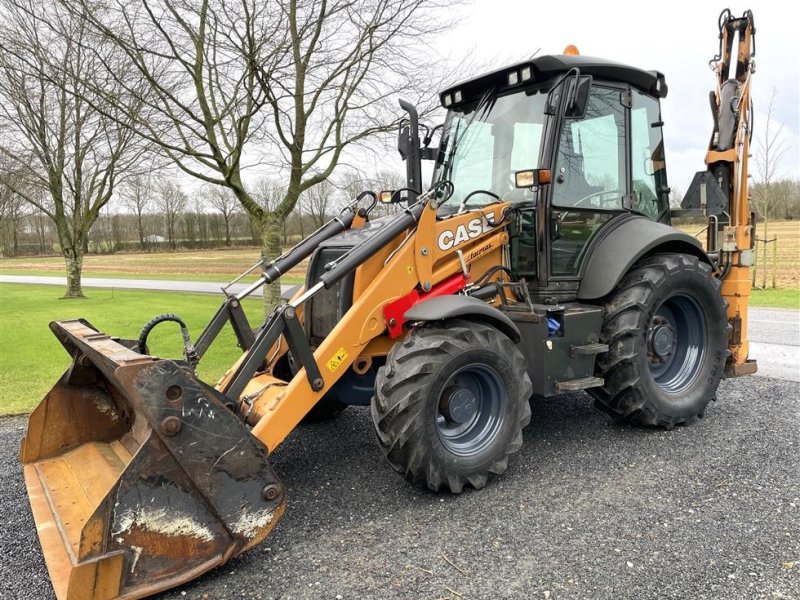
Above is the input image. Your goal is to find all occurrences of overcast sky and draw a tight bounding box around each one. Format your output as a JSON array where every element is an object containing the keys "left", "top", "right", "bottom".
[{"left": 388, "top": 0, "right": 799, "bottom": 193}]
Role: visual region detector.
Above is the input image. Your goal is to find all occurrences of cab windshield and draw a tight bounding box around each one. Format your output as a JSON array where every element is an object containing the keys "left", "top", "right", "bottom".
[{"left": 434, "top": 86, "right": 549, "bottom": 213}]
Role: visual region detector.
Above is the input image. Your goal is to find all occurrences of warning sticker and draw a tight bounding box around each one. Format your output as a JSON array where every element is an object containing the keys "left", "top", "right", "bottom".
[{"left": 327, "top": 347, "right": 349, "bottom": 373}]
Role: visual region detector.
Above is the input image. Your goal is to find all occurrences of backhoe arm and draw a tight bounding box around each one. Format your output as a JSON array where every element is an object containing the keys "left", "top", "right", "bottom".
[{"left": 684, "top": 8, "right": 757, "bottom": 375}]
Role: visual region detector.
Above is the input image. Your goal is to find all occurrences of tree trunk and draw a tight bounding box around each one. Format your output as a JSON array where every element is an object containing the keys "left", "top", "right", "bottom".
[
  {"left": 225, "top": 218, "right": 231, "bottom": 246},
  {"left": 36, "top": 217, "right": 46, "bottom": 254},
  {"left": 62, "top": 247, "right": 86, "bottom": 298},
  {"left": 169, "top": 220, "right": 177, "bottom": 250},
  {"left": 761, "top": 218, "right": 769, "bottom": 289},
  {"left": 261, "top": 213, "right": 284, "bottom": 310},
  {"left": 138, "top": 214, "right": 145, "bottom": 250}
]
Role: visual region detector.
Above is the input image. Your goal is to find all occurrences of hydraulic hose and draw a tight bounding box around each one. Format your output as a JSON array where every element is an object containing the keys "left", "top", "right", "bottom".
[
  {"left": 137, "top": 313, "right": 199, "bottom": 367},
  {"left": 261, "top": 208, "right": 357, "bottom": 284}
]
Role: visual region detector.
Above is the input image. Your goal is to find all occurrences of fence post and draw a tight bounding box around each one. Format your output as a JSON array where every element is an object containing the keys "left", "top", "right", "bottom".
[{"left": 771, "top": 237, "right": 778, "bottom": 289}]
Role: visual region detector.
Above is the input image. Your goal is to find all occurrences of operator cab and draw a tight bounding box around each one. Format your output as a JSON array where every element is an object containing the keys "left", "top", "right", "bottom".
[{"left": 431, "top": 53, "right": 670, "bottom": 300}]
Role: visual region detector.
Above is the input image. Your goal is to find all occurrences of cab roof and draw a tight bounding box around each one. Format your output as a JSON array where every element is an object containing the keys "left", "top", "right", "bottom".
[{"left": 440, "top": 54, "right": 667, "bottom": 108}]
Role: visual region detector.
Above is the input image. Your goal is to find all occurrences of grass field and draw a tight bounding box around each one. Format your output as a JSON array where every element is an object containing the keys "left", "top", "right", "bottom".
[
  {"left": 0, "top": 224, "right": 796, "bottom": 414},
  {"left": 0, "top": 279, "right": 795, "bottom": 416},
  {"left": 0, "top": 247, "right": 308, "bottom": 283},
  {"left": 4, "top": 221, "right": 796, "bottom": 290},
  {"left": 676, "top": 220, "right": 800, "bottom": 289},
  {"left": 748, "top": 288, "right": 800, "bottom": 309},
  {"left": 0, "top": 283, "right": 262, "bottom": 415}
]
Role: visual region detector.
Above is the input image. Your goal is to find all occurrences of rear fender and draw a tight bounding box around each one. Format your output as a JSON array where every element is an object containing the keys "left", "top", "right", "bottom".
[{"left": 577, "top": 217, "right": 711, "bottom": 300}]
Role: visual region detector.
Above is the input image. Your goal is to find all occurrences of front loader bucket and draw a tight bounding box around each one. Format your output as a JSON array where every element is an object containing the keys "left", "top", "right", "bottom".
[{"left": 20, "top": 319, "right": 286, "bottom": 600}]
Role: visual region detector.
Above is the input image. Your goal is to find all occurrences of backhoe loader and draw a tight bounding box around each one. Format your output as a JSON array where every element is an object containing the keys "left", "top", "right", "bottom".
[{"left": 21, "top": 9, "right": 757, "bottom": 599}]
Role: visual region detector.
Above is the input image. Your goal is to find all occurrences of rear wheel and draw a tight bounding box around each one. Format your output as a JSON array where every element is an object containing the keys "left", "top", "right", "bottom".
[
  {"left": 371, "top": 319, "right": 532, "bottom": 493},
  {"left": 590, "top": 253, "right": 728, "bottom": 428}
]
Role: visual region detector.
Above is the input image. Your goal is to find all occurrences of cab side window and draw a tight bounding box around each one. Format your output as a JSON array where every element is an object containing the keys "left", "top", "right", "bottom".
[
  {"left": 552, "top": 86, "right": 625, "bottom": 210},
  {"left": 631, "top": 90, "right": 669, "bottom": 221}
]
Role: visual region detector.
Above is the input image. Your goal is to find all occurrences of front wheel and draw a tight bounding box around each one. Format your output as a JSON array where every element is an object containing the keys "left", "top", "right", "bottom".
[
  {"left": 590, "top": 253, "right": 728, "bottom": 428},
  {"left": 371, "top": 319, "right": 532, "bottom": 493}
]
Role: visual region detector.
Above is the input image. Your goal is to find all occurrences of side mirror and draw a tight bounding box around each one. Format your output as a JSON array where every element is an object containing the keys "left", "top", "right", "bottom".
[
  {"left": 564, "top": 75, "right": 592, "bottom": 118},
  {"left": 515, "top": 169, "right": 552, "bottom": 188}
]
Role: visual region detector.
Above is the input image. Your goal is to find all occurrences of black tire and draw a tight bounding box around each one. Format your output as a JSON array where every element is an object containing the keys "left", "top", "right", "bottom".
[
  {"left": 371, "top": 319, "right": 532, "bottom": 493},
  {"left": 589, "top": 253, "right": 728, "bottom": 428}
]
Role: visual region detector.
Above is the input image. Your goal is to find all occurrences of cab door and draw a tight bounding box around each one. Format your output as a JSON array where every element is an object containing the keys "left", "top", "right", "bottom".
[{"left": 547, "top": 84, "right": 627, "bottom": 278}]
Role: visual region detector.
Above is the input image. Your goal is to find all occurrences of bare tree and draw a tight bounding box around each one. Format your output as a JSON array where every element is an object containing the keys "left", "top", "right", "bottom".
[
  {"left": 64, "top": 0, "right": 454, "bottom": 307},
  {"left": 777, "top": 178, "right": 800, "bottom": 219},
  {"left": 0, "top": 0, "right": 145, "bottom": 297},
  {"left": 32, "top": 208, "right": 54, "bottom": 254},
  {"left": 120, "top": 173, "right": 154, "bottom": 250},
  {"left": 753, "top": 88, "right": 788, "bottom": 288},
  {"left": 301, "top": 177, "right": 336, "bottom": 229},
  {"left": 669, "top": 187, "right": 683, "bottom": 210},
  {"left": 253, "top": 176, "right": 288, "bottom": 243},
  {"left": 0, "top": 171, "right": 33, "bottom": 256},
  {"left": 194, "top": 199, "right": 210, "bottom": 245},
  {"left": 155, "top": 178, "right": 186, "bottom": 250},
  {"left": 205, "top": 185, "right": 239, "bottom": 246},
  {"left": 338, "top": 167, "right": 406, "bottom": 217}
]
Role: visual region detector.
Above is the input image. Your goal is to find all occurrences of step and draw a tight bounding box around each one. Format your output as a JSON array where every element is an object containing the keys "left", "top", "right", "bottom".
[
  {"left": 555, "top": 376, "right": 604, "bottom": 393},
  {"left": 570, "top": 343, "right": 609, "bottom": 356}
]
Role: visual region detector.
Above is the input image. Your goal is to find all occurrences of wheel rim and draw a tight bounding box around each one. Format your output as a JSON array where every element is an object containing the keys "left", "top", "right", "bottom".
[
  {"left": 647, "top": 293, "right": 708, "bottom": 393},
  {"left": 436, "top": 364, "right": 507, "bottom": 457}
]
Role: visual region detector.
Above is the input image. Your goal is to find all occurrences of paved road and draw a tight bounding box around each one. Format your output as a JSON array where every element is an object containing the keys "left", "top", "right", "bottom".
[
  {"left": 3, "top": 273, "right": 797, "bottom": 382},
  {"left": 747, "top": 308, "right": 800, "bottom": 382},
  {"left": 1, "top": 376, "right": 798, "bottom": 600}
]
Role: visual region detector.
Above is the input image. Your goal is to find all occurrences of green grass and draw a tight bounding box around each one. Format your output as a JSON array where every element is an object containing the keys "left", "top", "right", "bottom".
[
  {"left": 749, "top": 288, "right": 800, "bottom": 309},
  {"left": 0, "top": 283, "right": 264, "bottom": 416}
]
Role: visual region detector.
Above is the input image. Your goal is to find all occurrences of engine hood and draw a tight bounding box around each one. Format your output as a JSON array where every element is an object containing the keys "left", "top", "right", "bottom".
[{"left": 317, "top": 214, "right": 397, "bottom": 248}]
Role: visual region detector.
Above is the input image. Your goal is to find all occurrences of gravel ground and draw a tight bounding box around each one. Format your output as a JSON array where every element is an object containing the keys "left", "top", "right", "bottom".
[{"left": 2, "top": 376, "right": 798, "bottom": 600}]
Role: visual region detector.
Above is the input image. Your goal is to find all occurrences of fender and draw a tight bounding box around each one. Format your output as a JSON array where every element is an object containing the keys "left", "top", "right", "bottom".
[
  {"left": 404, "top": 295, "right": 521, "bottom": 343},
  {"left": 577, "top": 216, "right": 711, "bottom": 300}
]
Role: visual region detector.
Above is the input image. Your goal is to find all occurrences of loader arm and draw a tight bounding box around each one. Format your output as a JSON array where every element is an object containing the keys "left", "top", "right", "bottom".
[
  {"left": 17, "top": 196, "right": 384, "bottom": 600},
  {"left": 237, "top": 199, "right": 512, "bottom": 450}
]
